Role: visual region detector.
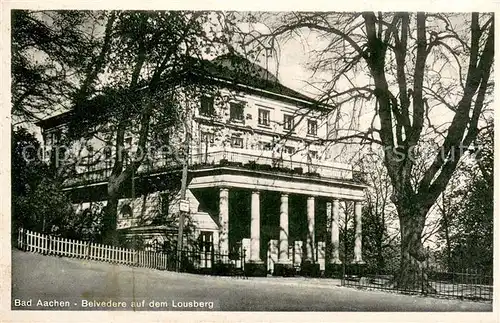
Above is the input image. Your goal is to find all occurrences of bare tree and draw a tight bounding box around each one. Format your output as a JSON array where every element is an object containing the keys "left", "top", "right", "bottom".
[
  {"left": 11, "top": 10, "right": 104, "bottom": 124},
  {"left": 238, "top": 12, "right": 494, "bottom": 288}
]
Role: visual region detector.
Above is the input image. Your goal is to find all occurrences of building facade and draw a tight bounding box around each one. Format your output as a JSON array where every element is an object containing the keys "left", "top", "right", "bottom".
[{"left": 37, "top": 55, "right": 367, "bottom": 276}]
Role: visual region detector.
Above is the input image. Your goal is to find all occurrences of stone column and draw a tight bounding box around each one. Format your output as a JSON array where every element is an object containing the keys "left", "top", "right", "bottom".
[
  {"left": 353, "top": 201, "right": 364, "bottom": 264},
  {"left": 329, "top": 199, "right": 342, "bottom": 264},
  {"left": 250, "top": 190, "right": 261, "bottom": 262},
  {"left": 219, "top": 187, "right": 229, "bottom": 256},
  {"left": 278, "top": 193, "right": 291, "bottom": 264},
  {"left": 305, "top": 196, "right": 315, "bottom": 262}
]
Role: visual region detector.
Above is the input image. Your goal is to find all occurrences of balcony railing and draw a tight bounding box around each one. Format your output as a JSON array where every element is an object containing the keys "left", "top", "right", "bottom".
[
  {"left": 65, "top": 167, "right": 113, "bottom": 186},
  {"left": 190, "top": 149, "right": 353, "bottom": 180},
  {"left": 64, "top": 149, "right": 354, "bottom": 187}
]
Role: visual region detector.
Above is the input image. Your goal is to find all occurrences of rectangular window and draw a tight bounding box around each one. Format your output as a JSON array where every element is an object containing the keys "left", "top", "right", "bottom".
[
  {"left": 307, "top": 119, "right": 318, "bottom": 136},
  {"left": 103, "top": 147, "right": 113, "bottom": 169},
  {"left": 54, "top": 130, "right": 62, "bottom": 144},
  {"left": 309, "top": 150, "right": 318, "bottom": 159},
  {"left": 200, "top": 132, "right": 215, "bottom": 144},
  {"left": 47, "top": 129, "right": 62, "bottom": 148},
  {"left": 159, "top": 193, "right": 170, "bottom": 224},
  {"left": 258, "top": 109, "right": 270, "bottom": 126},
  {"left": 123, "top": 137, "right": 133, "bottom": 165},
  {"left": 104, "top": 147, "right": 112, "bottom": 159},
  {"left": 199, "top": 231, "right": 213, "bottom": 252},
  {"left": 86, "top": 146, "right": 94, "bottom": 159},
  {"left": 284, "top": 146, "right": 296, "bottom": 155},
  {"left": 231, "top": 137, "right": 244, "bottom": 148},
  {"left": 230, "top": 102, "right": 245, "bottom": 121},
  {"left": 200, "top": 96, "right": 215, "bottom": 116},
  {"left": 283, "top": 114, "right": 294, "bottom": 130},
  {"left": 260, "top": 141, "right": 273, "bottom": 151},
  {"left": 86, "top": 146, "right": 95, "bottom": 171}
]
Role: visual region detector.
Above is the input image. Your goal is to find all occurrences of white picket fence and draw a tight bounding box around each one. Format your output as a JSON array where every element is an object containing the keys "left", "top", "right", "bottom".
[{"left": 17, "top": 228, "right": 170, "bottom": 270}]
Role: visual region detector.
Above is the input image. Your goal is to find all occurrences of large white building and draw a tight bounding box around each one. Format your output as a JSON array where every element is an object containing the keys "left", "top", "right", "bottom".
[{"left": 37, "top": 54, "right": 367, "bottom": 276}]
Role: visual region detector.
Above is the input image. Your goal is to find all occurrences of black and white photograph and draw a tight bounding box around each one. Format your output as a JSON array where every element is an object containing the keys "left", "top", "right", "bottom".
[{"left": 3, "top": 3, "right": 497, "bottom": 320}]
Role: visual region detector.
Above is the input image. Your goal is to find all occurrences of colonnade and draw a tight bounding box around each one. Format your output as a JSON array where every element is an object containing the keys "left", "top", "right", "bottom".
[{"left": 218, "top": 188, "right": 364, "bottom": 265}]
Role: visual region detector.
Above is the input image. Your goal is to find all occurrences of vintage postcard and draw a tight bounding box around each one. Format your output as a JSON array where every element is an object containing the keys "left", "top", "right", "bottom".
[{"left": 2, "top": 1, "right": 498, "bottom": 322}]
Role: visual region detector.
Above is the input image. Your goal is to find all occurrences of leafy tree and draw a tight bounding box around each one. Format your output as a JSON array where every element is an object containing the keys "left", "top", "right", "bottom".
[
  {"left": 436, "top": 122, "right": 493, "bottom": 273},
  {"left": 12, "top": 127, "right": 103, "bottom": 240},
  {"left": 239, "top": 12, "right": 494, "bottom": 288},
  {"left": 12, "top": 127, "right": 53, "bottom": 232},
  {"left": 41, "top": 11, "right": 238, "bottom": 245}
]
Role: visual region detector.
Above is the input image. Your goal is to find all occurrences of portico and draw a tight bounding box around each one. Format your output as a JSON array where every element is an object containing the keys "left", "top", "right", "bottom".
[{"left": 189, "top": 166, "right": 366, "bottom": 276}]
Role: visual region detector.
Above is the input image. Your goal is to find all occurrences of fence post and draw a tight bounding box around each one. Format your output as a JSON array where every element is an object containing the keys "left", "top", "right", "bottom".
[
  {"left": 44, "top": 234, "right": 48, "bottom": 255},
  {"left": 31, "top": 231, "right": 35, "bottom": 253},
  {"left": 55, "top": 236, "right": 59, "bottom": 256},
  {"left": 31, "top": 230, "right": 35, "bottom": 252},
  {"left": 85, "top": 242, "right": 89, "bottom": 259},
  {"left": 17, "top": 228, "right": 22, "bottom": 250},
  {"left": 36, "top": 232, "right": 40, "bottom": 253},
  {"left": 47, "top": 234, "right": 51, "bottom": 255},
  {"left": 32, "top": 231, "right": 36, "bottom": 253},
  {"left": 37, "top": 231, "right": 41, "bottom": 253},
  {"left": 422, "top": 246, "right": 430, "bottom": 296},
  {"left": 46, "top": 234, "right": 49, "bottom": 255}
]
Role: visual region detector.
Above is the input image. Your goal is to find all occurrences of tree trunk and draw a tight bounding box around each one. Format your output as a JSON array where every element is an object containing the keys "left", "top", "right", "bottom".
[
  {"left": 398, "top": 216, "right": 423, "bottom": 289},
  {"left": 102, "top": 193, "right": 119, "bottom": 245},
  {"left": 396, "top": 208, "right": 436, "bottom": 293}
]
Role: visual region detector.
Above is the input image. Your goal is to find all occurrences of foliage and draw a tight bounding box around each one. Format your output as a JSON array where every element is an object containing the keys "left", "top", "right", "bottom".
[
  {"left": 436, "top": 124, "right": 493, "bottom": 273},
  {"left": 338, "top": 201, "right": 400, "bottom": 274},
  {"left": 10, "top": 10, "right": 238, "bottom": 244},
  {"left": 63, "top": 202, "right": 105, "bottom": 241},
  {"left": 61, "top": 11, "right": 237, "bottom": 244},
  {"left": 12, "top": 127, "right": 103, "bottom": 241}
]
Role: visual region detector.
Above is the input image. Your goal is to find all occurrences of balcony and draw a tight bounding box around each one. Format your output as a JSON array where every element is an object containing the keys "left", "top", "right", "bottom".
[
  {"left": 190, "top": 148, "right": 353, "bottom": 180},
  {"left": 64, "top": 167, "right": 113, "bottom": 187},
  {"left": 64, "top": 148, "right": 355, "bottom": 187}
]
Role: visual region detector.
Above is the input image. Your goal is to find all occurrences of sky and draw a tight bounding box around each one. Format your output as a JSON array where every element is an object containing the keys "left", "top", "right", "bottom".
[{"left": 236, "top": 20, "right": 321, "bottom": 99}]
